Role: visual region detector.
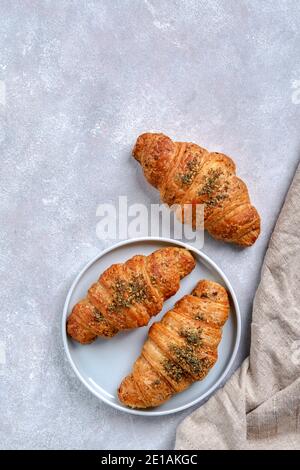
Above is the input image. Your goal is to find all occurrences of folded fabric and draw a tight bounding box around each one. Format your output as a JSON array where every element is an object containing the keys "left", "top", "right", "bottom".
[{"left": 176, "top": 164, "right": 300, "bottom": 450}]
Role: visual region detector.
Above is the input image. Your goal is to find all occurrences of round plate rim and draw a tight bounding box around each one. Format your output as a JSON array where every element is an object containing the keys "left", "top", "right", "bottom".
[{"left": 62, "top": 236, "right": 241, "bottom": 416}]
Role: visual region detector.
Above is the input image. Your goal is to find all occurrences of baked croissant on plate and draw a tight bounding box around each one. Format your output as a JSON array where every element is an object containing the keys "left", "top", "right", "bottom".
[
  {"left": 133, "top": 133, "right": 260, "bottom": 246},
  {"left": 118, "top": 280, "right": 229, "bottom": 409},
  {"left": 67, "top": 247, "right": 195, "bottom": 344}
]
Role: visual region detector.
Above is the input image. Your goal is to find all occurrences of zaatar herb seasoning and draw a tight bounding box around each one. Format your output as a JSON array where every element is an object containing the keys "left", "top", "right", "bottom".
[
  {"left": 163, "top": 358, "right": 187, "bottom": 383},
  {"left": 180, "top": 328, "right": 203, "bottom": 347},
  {"left": 108, "top": 275, "right": 148, "bottom": 313}
]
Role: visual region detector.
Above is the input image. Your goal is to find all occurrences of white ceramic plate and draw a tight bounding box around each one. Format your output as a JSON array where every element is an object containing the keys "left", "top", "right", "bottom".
[{"left": 62, "top": 237, "right": 241, "bottom": 416}]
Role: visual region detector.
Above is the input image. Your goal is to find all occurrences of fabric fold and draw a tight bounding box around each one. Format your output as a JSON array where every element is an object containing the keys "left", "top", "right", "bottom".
[{"left": 176, "top": 164, "right": 300, "bottom": 450}]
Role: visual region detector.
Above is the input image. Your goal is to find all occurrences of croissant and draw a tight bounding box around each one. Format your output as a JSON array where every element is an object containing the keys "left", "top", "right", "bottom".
[
  {"left": 133, "top": 133, "right": 260, "bottom": 246},
  {"left": 67, "top": 247, "right": 195, "bottom": 344},
  {"left": 118, "top": 279, "right": 229, "bottom": 409}
]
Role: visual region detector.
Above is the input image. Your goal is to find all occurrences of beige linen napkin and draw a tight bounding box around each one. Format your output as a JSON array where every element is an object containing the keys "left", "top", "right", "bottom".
[{"left": 176, "top": 165, "right": 300, "bottom": 450}]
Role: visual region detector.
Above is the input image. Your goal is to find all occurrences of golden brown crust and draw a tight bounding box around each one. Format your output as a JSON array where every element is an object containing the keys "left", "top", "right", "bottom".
[
  {"left": 66, "top": 247, "right": 195, "bottom": 344},
  {"left": 133, "top": 133, "right": 261, "bottom": 246},
  {"left": 118, "top": 280, "right": 230, "bottom": 409}
]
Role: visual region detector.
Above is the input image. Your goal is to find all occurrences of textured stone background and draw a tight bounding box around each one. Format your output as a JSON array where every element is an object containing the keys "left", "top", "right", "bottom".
[{"left": 1, "top": 0, "right": 299, "bottom": 450}]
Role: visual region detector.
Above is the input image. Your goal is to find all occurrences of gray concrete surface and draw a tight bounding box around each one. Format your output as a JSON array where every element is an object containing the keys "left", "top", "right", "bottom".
[{"left": 0, "top": 0, "right": 299, "bottom": 450}]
